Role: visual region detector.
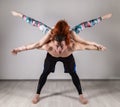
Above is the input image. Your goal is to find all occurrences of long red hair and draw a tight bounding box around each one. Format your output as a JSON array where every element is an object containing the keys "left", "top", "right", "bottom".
[{"left": 51, "top": 20, "right": 71, "bottom": 45}]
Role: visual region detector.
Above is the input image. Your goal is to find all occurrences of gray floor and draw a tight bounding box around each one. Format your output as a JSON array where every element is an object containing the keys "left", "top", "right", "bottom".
[{"left": 0, "top": 80, "right": 120, "bottom": 107}]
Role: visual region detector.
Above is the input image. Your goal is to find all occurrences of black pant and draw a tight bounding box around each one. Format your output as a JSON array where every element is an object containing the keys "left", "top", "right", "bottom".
[{"left": 36, "top": 53, "right": 82, "bottom": 95}]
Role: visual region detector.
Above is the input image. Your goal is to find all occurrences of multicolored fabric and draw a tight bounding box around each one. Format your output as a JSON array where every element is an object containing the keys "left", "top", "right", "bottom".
[
  {"left": 72, "top": 17, "right": 102, "bottom": 34},
  {"left": 22, "top": 15, "right": 102, "bottom": 34},
  {"left": 22, "top": 15, "right": 51, "bottom": 34}
]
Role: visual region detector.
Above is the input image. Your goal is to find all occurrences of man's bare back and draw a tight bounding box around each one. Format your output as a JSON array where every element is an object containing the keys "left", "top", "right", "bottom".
[{"left": 37, "top": 39, "right": 104, "bottom": 58}]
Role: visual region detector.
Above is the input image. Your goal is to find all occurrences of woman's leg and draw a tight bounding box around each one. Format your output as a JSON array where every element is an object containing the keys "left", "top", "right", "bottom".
[
  {"left": 72, "top": 17, "right": 102, "bottom": 34},
  {"left": 22, "top": 14, "right": 51, "bottom": 34}
]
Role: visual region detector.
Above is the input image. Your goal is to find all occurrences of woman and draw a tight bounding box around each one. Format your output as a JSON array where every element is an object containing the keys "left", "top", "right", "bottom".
[{"left": 12, "top": 20, "right": 105, "bottom": 104}]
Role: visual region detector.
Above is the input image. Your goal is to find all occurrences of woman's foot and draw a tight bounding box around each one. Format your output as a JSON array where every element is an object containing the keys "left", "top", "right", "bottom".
[
  {"left": 79, "top": 94, "right": 88, "bottom": 104},
  {"left": 102, "top": 13, "right": 112, "bottom": 20},
  {"left": 32, "top": 94, "right": 40, "bottom": 104}
]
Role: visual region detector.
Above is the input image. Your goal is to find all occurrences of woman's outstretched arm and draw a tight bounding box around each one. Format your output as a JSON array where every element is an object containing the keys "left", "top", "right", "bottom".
[
  {"left": 11, "top": 11, "right": 51, "bottom": 34},
  {"left": 71, "top": 13, "right": 112, "bottom": 34}
]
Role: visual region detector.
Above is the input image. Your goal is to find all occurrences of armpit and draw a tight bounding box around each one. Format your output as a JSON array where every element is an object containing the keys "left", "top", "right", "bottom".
[
  {"left": 48, "top": 47, "right": 53, "bottom": 51},
  {"left": 68, "top": 42, "right": 75, "bottom": 51}
]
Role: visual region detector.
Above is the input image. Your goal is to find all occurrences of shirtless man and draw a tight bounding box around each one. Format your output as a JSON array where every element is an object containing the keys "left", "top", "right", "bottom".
[{"left": 11, "top": 20, "right": 106, "bottom": 104}]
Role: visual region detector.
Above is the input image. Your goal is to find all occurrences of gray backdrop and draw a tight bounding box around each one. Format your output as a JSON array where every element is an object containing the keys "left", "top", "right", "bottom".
[{"left": 0, "top": 0, "right": 120, "bottom": 79}]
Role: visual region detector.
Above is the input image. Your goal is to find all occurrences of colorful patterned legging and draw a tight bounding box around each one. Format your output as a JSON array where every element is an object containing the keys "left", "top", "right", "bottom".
[{"left": 22, "top": 14, "right": 102, "bottom": 34}]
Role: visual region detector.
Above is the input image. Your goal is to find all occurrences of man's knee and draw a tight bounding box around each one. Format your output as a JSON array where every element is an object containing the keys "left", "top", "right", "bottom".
[
  {"left": 40, "top": 71, "right": 51, "bottom": 79},
  {"left": 68, "top": 70, "right": 76, "bottom": 76}
]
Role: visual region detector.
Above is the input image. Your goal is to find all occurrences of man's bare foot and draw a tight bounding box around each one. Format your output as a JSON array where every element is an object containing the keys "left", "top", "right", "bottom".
[
  {"left": 79, "top": 94, "right": 88, "bottom": 104},
  {"left": 32, "top": 94, "right": 40, "bottom": 104}
]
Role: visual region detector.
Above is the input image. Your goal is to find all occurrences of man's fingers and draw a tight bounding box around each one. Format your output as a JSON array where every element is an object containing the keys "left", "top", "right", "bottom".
[
  {"left": 99, "top": 46, "right": 106, "bottom": 51},
  {"left": 102, "top": 46, "right": 107, "bottom": 51},
  {"left": 11, "top": 49, "right": 18, "bottom": 55}
]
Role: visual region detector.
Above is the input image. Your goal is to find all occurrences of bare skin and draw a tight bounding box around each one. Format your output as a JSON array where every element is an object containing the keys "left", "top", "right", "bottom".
[{"left": 32, "top": 94, "right": 40, "bottom": 104}]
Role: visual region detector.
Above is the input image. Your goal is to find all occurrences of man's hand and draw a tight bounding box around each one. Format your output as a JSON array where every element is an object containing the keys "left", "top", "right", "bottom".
[
  {"left": 96, "top": 45, "right": 106, "bottom": 51},
  {"left": 11, "top": 49, "right": 20, "bottom": 55},
  {"left": 11, "top": 11, "right": 22, "bottom": 17},
  {"left": 91, "top": 42, "right": 106, "bottom": 51}
]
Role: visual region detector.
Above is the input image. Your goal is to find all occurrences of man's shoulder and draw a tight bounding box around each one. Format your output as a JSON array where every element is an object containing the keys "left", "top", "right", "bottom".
[
  {"left": 67, "top": 41, "right": 75, "bottom": 51},
  {"left": 44, "top": 41, "right": 54, "bottom": 51}
]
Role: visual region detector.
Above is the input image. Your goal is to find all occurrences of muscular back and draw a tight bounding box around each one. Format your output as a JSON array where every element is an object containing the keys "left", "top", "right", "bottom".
[
  {"left": 37, "top": 39, "right": 86, "bottom": 58},
  {"left": 37, "top": 40, "right": 73, "bottom": 57}
]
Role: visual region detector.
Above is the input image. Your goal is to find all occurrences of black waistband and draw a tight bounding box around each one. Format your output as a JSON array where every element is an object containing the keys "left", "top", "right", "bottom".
[{"left": 47, "top": 52, "right": 73, "bottom": 60}]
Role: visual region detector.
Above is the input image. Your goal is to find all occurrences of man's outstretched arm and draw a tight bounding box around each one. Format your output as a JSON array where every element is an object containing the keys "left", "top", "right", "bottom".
[
  {"left": 11, "top": 11, "right": 51, "bottom": 34},
  {"left": 11, "top": 30, "right": 51, "bottom": 55},
  {"left": 71, "top": 13, "right": 112, "bottom": 34},
  {"left": 74, "top": 41, "right": 106, "bottom": 51},
  {"left": 71, "top": 31, "right": 99, "bottom": 47},
  {"left": 11, "top": 42, "right": 39, "bottom": 55}
]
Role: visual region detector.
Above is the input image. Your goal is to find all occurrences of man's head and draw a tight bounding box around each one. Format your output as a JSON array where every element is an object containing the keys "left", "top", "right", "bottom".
[
  {"left": 54, "top": 35, "right": 66, "bottom": 47},
  {"left": 54, "top": 34, "right": 66, "bottom": 43},
  {"left": 53, "top": 35, "right": 67, "bottom": 54}
]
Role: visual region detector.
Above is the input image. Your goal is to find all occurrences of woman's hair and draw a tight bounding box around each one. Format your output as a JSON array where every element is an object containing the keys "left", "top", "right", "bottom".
[{"left": 51, "top": 20, "right": 71, "bottom": 45}]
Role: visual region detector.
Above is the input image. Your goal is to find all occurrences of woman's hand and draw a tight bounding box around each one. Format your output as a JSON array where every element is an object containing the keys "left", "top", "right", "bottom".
[{"left": 11, "top": 11, "right": 23, "bottom": 17}]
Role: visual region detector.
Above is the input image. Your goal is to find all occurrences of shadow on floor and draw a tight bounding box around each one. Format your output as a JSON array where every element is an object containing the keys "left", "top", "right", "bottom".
[
  {"left": 40, "top": 89, "right": 79, "bottom": 101},
  {"left": 83, "top": 80, "right": 120, "bottom": 99}
]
